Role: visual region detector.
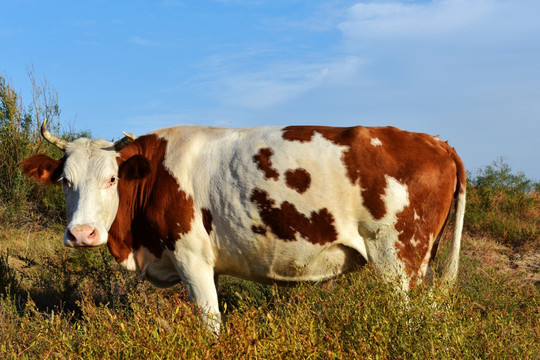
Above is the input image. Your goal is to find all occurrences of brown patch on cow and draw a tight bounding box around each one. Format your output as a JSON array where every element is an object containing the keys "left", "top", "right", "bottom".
[
  {"left": 107, "top": 134, "right": 195, "bottom": 264},
  {"left": 392, "top": 145, "right": 459, "bottom": 280},
  {"left": 21, "top": 154, "right": 65, "bottom": 185},
  {"left": 252, "top": 147, "right": 279, "bottom": 180},
  {"left": 281, "top": 127, "right": 318, "bottom": 143},
  {"left": 251, "top": 225, "right": 267, "bottom": 235},
  {"left": 285, "top": 168, "right": 311, "bottom": 194},
  {"left": 250, "top": 188, "right": 337, "bottom": 245},
  {"left": 119, "top": 155, "right": 151, "bottom": 180},
  {"left": 201, "top": 208, "right": 213, "bottom": 235},
  {"left": 282, "top": 125, "right": 465, "bottom": 281}
]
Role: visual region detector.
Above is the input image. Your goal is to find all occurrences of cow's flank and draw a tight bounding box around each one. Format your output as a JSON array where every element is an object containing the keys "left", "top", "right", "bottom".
[{"left": 252, "top": 147, "right": 279, "bottom": 181}]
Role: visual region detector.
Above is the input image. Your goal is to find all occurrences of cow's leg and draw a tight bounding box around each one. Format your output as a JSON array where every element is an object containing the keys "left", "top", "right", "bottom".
[
  {"left": 174, "top": 257, "right": 221, "bottom": 334},
  {"left": 214, "top": 274, "right": 220, "bottom": 295},
  {"left": 364, "top": 230, "right": 411, "bottom": 292}
]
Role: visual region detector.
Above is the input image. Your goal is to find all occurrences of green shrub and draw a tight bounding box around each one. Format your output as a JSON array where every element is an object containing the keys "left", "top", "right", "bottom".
[{"left": 465, "top": 158, "right": 539, "bottom": 246}]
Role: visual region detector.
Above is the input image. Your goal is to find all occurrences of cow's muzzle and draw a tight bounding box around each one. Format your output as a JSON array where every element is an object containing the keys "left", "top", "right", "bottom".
[{"left": 66, "top": 224, "right": 101, "bottom": 247}]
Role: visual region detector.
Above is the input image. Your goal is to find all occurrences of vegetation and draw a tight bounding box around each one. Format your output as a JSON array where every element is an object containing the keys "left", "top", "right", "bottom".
[
  {"left": 0, "top": 72, "right": 538, "bottom": 358},
  {"left": 0, "top": 236, "right": 538, "bottom": 359},
  {"left": 0, "top": 72, "right": 64, "bottom": 224},
  {"left": 0, "top": 71, "right": 89, "bottom": 225},
  {"left": 466, "top": 158, "right": 539, "bottom": 247}
]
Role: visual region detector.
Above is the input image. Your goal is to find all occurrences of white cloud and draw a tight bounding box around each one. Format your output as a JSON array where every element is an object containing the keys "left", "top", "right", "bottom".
[
  {"left": 339, "top": 0, "right": 493, "bottom": 39},
  {"left": 339, "top": 0, "right": 540, "bottom": 42},
  {"left": 214, "top": 56, "right": 365, "bottom": 109},
  {"left": 198, "top": 1, "right": 538, "bottom": 111},
  {"left": 332, "top": 0, "right": 540, "bottom": 90}
]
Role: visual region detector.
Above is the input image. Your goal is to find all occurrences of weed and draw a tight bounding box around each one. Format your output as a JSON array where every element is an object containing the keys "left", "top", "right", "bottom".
[{"left": 0, "top": 252, "right": 20, "bottom": 297}]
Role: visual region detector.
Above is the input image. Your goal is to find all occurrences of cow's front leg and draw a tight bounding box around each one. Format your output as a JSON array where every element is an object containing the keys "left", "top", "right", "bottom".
[{"left": 175, "top": 257, "right": 221, "bottom": 334}]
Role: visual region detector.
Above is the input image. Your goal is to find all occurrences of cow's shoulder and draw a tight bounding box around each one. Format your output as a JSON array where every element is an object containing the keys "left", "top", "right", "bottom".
[{"left": 110, "top": 132, "right": 195, "bottom": 265}]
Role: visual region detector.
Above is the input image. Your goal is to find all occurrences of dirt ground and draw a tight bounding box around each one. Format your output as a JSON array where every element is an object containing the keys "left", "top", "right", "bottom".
[{"left": 462, "top": 233, "right": 540, "bottom": 286}]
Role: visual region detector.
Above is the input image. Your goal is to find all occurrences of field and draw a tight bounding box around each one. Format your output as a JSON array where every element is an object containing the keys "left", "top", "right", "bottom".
[
  {"left": 1, "top": 70, "right": 539, "bottom": 359},
  {"left": 1, "top": 225, "right": 538, "bottom": 359},
  {"left": 1, "top": 153, "right": 539, "bottom": 359}
]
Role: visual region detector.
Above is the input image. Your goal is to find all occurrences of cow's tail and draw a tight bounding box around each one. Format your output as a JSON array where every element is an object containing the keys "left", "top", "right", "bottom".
[{"left": 440, "top": 148, "right": 466, "bottom": 286}]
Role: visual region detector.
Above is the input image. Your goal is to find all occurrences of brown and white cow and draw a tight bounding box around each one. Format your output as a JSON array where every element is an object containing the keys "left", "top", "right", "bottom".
[{"left": 22, "top": 120, "right": 466, "bottom": 333}]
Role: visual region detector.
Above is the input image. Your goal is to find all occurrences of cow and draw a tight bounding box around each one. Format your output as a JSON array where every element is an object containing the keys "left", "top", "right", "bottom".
[{"left": 22, "top": 119, "right": 466, "bottom": 333}]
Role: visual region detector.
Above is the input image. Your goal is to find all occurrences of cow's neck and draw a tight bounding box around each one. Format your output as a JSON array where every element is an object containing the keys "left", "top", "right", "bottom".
[
  {"left": 106, "top": 134, "right": 195, "bottom": 267},
  {"left": 106, "top": 134, "right": 165, "bottom": 265}
]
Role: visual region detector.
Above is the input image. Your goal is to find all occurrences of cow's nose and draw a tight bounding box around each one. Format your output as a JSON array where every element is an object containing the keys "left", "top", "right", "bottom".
[{"left": 67, "top": 225, "right": 100, "bottom": 246}]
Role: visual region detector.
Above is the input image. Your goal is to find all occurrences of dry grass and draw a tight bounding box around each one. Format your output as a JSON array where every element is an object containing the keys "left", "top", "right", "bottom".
[
  {"left": 461, "top": 233, "right": 540, "bottom": 286},
  {"left": 1, "top": 226, "right": 539, "bottom": 359}
]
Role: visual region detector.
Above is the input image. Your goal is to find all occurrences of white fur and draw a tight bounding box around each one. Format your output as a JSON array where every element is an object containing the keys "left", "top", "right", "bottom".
[
  {"left": 441, "top": 190, "right": 466, "bottom": 284},
  {"left": 120, "top": 252, "right": 137, "bottom": 271},
  {"left": 362, "top": 175, "right": 412, "bottom": 290},
  {"left": 62, "top": 138, "right": 120, "bottom": 247},
  {"left": 157, "top": 127, "right": 367, "bottom": 283}
]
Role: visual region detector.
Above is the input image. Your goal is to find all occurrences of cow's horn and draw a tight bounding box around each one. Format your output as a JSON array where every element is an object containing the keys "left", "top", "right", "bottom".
[
  {"left": 113, "top": 131, "right": 136, "bottom": 151},
  {"left": 41, "top": 118, "right": 68, "bottom": 150}
]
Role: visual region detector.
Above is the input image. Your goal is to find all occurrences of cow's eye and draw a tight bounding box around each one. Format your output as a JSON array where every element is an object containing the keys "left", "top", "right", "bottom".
[{"left": 106, "top": 176, "right": 118, "bottom": 188}]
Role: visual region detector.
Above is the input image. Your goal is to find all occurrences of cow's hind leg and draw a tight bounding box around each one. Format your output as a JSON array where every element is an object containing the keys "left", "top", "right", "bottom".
[{"left": 363, "top": 229, "right": 413, "bottom": 293}]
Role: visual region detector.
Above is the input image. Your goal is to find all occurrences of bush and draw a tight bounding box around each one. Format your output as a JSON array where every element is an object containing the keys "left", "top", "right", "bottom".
[
  {"left": 465, "top": 158, "right": 539, "bottom": 246},
  {"left": 0, "top": 71, "right": 88, "bottom": 226}
]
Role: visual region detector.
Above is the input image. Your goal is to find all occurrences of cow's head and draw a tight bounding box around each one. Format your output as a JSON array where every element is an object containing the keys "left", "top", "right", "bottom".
[{"left": 21, "top": 119, "right": 136, "bottom": 247}]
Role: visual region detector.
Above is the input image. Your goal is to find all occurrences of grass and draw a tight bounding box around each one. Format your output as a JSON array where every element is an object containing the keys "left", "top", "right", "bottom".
[{"left": 0, "top": 226, "right": 538, "bottom": 359}]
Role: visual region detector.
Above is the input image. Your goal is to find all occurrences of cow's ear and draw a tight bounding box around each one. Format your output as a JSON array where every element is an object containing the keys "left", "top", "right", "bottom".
[
  {"left": 21, "top": 154, "right": 64, "bottom": 185},
  {"left": 119, "top": 155, "right": 151, "bottom": 180}
]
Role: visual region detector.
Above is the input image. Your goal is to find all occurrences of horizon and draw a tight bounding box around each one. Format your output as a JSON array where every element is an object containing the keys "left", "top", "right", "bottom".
[{"left": 1, "top": 0, "right": 539, "bottom": 179}]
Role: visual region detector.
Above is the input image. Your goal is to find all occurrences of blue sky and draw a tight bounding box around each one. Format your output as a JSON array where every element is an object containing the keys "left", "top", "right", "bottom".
[{"left": 1, "top": 0, "right": 539, "bottom": 179}]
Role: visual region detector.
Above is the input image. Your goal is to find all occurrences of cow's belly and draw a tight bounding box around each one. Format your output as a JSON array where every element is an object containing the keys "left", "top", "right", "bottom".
[
  {"left": 130, "top": 248, "right": 182, "bottom": 288},
  {"left": 145, "top": 260, "right": 181, "bottom": 288},
  {"left": 215, "top": 241, "right": 366, "bottom": 283}
]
